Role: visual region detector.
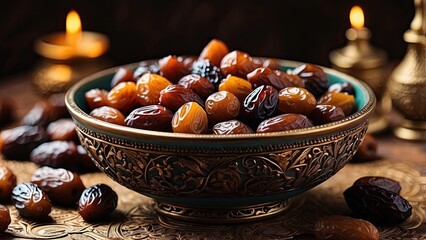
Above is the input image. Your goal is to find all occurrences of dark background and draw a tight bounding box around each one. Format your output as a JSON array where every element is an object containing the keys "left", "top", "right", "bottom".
[{"left": 0, "top": 0, "right": 414, "bottom": 79}]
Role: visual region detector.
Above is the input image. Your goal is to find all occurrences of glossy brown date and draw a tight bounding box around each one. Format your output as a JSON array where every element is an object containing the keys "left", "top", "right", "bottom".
[
  {"left": 278, "top": 87, "right": 316, "bottom": 115},
  {"left": 218, "top": 75, "right": 253, "bottom": 102},
  {"left": 352, "top": 134, "right": 379, "bottom": 162},
  {"left": 220, "top": 50, "right": 258, "bottom": 78},
  {"left": 291, "top": 64, "right": 329, "bottom": 97},
  {"left": 78, "top": 184, "right": 118, "bottom": 222},
  {"left": 247, "top": 67, "right": 293, "bottom": 90},
  {"left": 107, "top": 81, "right": 138, "bottom": 113},
  {"left": 12, "top": 182, "right": 52, "bottom": 219},
  {"left": 212, "top": 120, "right": 253, "bottom": 135},
  {"left": 47, "top": 118, "right": 78, "bottom": 142},
  {"left": 84, "top": 88, "right": 109, "bottom": 110},
  {"left": 318, "top": 92, "right": 355, "bottom": 116},
  {"left": 261, "top": 59, "right": 281, "bottom": 70},
  {"left": 353, "top": 176, "right": 401, "bottom": 194},
  {"left": 31, "top": 166, "right": 85, "bottom": 206},
  {"left": 308, "top": 104, "right": 345, "bottom": 125},
  {"left": 30, "top": 141, "right": 79, "bottom": 171},
  {"left": 199, "top": 39, "right": 230, "bottom": 67},
  {"left": 328, "top": 82, "right": 355, "bottom": 95},
  {"left": 256, "top": 113, "right": 314, "bottom": 133},
  {"left": 172, "top": 102, "right": 208, "bottom": 134},
  {"left": 314, "top": 215, "right": 379, "bottom": 240},
  {"left": 125, "top": 105, "right": 173, "bottom": 131},
  {"left": 159, "top": 55, "right": 189, "bottom": 83},
  {"left": 136, "top": 73, "right": 172, "bottom": 106},
  {"left": 178, "top": 74, "right": 215, "bottom": 99},
  {"left": 191, "top": 59, "right": 224, "bottom": 88},
  {"left": 344, "top": 184, "right": 412, "bottom": 225},
  {"left": 0, "top": 166, "right": 16, "bottom": 202},
  {"left": 90, "top": 106, "right": 126, "bottom": 126},
  {"left": 159, "top": 85, "right": 204, "bottom": 111},
  {"left": 22, "top": 94, "right": 70, "bottom": 127},
  {"left": 241, "top": 85, "right": 279, "bottom": 126},
  {"left": 205, "top": 91, "right": 240, "bottom": 123},
  {"left": 0, "top": 125, "right": 49, "bottom": 160},
  {"left": 0, "top": 205, "right": 11, "bottom": 232},
  {"left": 110, "top": 67, "right": 134, "bottom": 88},
  {"left": 133, "top": 62, "right": 160, "bottom": 81}
]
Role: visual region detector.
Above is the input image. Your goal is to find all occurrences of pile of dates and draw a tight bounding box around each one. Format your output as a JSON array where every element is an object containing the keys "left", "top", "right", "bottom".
[
  {"left": 85, "top": 39, "right": 356, "bottom": 134},
  {"left": 0, "top": 93, "right": 97, "bottom": 172},
  {"left": 0, "top": 165, "right": 118, "bottom": 232}
]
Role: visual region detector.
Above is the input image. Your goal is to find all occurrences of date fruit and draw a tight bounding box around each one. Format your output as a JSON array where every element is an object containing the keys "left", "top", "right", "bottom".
[
  {"left": 47, "top": 118, "right": 78, "bottom": 142},
  {"left": 308, "top": 104, "right": 345, "bottom": 125},
  {"left": 107, "top": 81, "right": 138, "bottom": 113},
  {"left": 352, "top": 134, "right": 379, "bottom": 162},
  {"left": 212, "top": 120, "right": 253, "bottom": 135},
  {"left": 328, "top": 82, "right": 355, "bottom": 95},
  {"left": 205, "top": 91, "right": 240, "bottom": 123},
  {"left": 257, "top": 113, "right": 314, "bottom": 133},
  {"left": 172, "top": 102, "right": 208, "bottom": 134},
  {"left": 159, "top": 55, "right": 189, "bottom": 83},
  {"left": 220, "top": 50, "right": 258, "bottom": 78},
  {"left": 90, "top": 106, "right": 126, "bottom": 126},
  {"left": 0, "top": 205, "right": 11, "bottom": 232},
  {"left": 354, "top": 176, "right": 401, "bottom": 194},
  {"left": 247, "top": 67, "right": 293, "bottom": 90},
  {"left": 278, "top": 87, "right": 316, "bottom": 115},
  {"left": 159, "top": 85, "right": 204, "bottom": 111},
  {"left": 136, "top": 73, "right": 172, "bottom": 106},
  {"left": 318, "top": 92, "right": 355, "bottom": 116},
  {"left": 125, "top": 105, "right": 173, "bottom": 131},
  {"left": 241, "top": 85, "right": 279, "bottom": 125},
  {"left": 344, "top": 184, "right": 412, "bottom": 225},
  {"left": 199, "top": 39, "right": 230, "bottom": 67},
  {"left": 291, "top": 64, "right": 329, "bottom": 98},
  {"left": 78, "top": 184, "right": 118, "bottom": 222},
  {"left": 31, "top": 166, "right": 85, "bottom": 206},
  {"left": 133, "top": 61, "right": 160, "bottom": 81},
  {"left": 0, "top": 166, "right": 17, "bottom": 202},
  {"left": 178, "top": 74, "right": 214, "bottom": 99},
  {"left": 314, "top": 215, "right": 379, "bottom": 240},
  {"left": 30, "top": 141, "right": 79, "bottom": 171},
  {"left": 77, "top": 145, "right": 99, "bottom": 172},
  {"left": 12, "top": 182, "right": 52, "bottom": 219},
  {"left": 191, "top": 59, "right": 224, "bottom": 88},
  {"left": 0, "top": 125, "right": 49, "bottom": 160},
  {"left": 111, "top": 67, "right": 134, "bottom": 88},
  {"left": 218, "top": 75, "right": 253, "bottom": 102},
  {"left": 84, "top": 88, "right": 109, "bottom": 110}
]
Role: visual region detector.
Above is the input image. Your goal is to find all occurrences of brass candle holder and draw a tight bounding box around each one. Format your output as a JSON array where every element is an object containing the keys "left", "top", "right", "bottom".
[
  {"left": 33, "top": 10, "right": 111, "bottom": 95},
  {"left": 330, "top": 6, "right": 389, "bottom": 134},
  {"left": 386, "top": 0, "right": 426, "bottom": 141}
]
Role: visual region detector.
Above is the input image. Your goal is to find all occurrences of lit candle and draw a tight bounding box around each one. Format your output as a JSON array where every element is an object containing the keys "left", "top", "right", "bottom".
[
  {"left": 34, "top": 10, "right": 109, "bottom": 60},
  {"left": 329, "top": 5, "right": 389, "bottom": 134}
]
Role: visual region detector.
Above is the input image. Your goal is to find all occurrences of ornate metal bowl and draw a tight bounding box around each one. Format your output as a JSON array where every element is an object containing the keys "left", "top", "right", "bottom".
[{"left": 65, "top": 59, "right": 375, "bottom": 223}]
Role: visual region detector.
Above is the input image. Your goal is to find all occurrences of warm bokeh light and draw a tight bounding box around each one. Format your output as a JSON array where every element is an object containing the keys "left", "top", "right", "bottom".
[
  {"left": 350, "top": 5, "right": 364, "bottom": 30},
  {"left": 66, "top": 10, "right": 82, "bottom": 44}
]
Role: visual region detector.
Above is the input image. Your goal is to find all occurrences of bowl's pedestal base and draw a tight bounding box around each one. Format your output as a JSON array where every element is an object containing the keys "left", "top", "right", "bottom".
[{"left": 154, "top": 200, "right": 291, "bottom": 224}]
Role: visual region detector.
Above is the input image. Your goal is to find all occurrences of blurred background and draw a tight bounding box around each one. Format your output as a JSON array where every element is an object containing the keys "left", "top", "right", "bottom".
[{"left": 0, "top": 0, "right": 414, "bottom": 79}]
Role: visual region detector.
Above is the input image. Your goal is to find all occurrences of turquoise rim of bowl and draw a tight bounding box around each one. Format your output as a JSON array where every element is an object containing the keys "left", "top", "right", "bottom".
[{"left": 65, "top": 59, "right": 376, "bottom": 141}]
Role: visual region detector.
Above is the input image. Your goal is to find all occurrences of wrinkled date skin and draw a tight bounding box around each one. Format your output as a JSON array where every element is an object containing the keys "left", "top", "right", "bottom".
[
  {"left": 90, "top": 106, "right": 126, "bottom": 126},
  {"left": 84, "top": 88, "right": 109, "bottom": 111},
  {"left": 30, "top": 141, "right": 79, "bottom": 171},
  {"left": 0, "top": 166, "right": 17, "bottom": 202},
  {"left": 177, "top": 74, "right": 215, "bottom": 100},
  {"left": 158, "top": 55, "right": 189, "bottom": 83},
  {"left": 241, "top": 85, "right": 279, "bottom": 126},
  {"left": 159, "top": 85, "right": 204, "bottom": 111},
  {"left": 0, "top": 205, "right": 11, "bottom": 232},
  {"left": 199, "top": 39, "right": 230, "bottom": 67},
  {"left": 133, "top": 61, "right": 160, "bottom": 81},
  {"left": 0, "top": 125, "right": 49, "bottom": 161},
  {"left": 205, "top": 91, "right": 240, "bottom": 123},
  {"left": 107, "top": 81, "right": 138, "bottom": 114},
  {"left": 31, "top": 166, "right": 86, "bottom": 206},
  {"left": 218, "top": 75, "right": 253, "bottom": 102},
  {"left": 191, "top": 59, "right": 224, "bottom": 89},
  {"left": 125, "top": 105, "right": 173, "bottom": 131},
  {"left": 247, "top": 67, "right": 294, "bottom": 91},
  {"left": 78, "top": 184, "right": 118, "bottom": 222},
  {"left": 12, "top": 182, "right": 52, "bottom": 219},
  {"left": 308, "top": 104, "right": 346, "bottom": 125},
  {"left": 220, "top": 50, "right": 258, "bottom": 79},
  {"left": 278, "top": 87, "right": 316, "bottom": 115},
  {"left": 318, "top": 92, "right": 355, "bottom": 116},
  {"left": 212, "top": 120, "right": 253, "bottom": 135},
  {"left": 256, "top": 113, "right": 314, "bottom": 133},
  {"left": 172, "top": 102, "right": 208, "bottom": 134},
  {"left": 344, "top": 184, "right": 412, "bottom": 225},
  {"left": 111, "top": 67, "right": 134, "bottom": 88},
  {"left": 328, "top": 82, "right": 355, "bottom": 95},
  {"left": 136, "top": 73, "right": 172, "bottom": 106},
  {"left": 314, "top": 215, "right": 379, "bottom": 240},
  {"left": 354, "top": 176, "right": 401, "bottom": 194},
  {"left": 47, "top": 118, "right": 78, "bottom": 142},
  {"left": 22, "top": 94, "right": 69, "bottom": 127},
  {"left": 291, "top": 64, "right": 329, "bottom": 98}
]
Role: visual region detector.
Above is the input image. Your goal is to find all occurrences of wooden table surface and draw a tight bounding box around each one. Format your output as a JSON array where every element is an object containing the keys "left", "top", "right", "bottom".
[{"left": 0, "top": 71, "right": 425, "bottom": 239}]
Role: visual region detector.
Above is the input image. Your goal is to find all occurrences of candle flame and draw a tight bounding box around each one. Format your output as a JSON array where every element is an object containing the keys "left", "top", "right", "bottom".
[
  {"left": 66, "top": 10, "right": 82, "bottom": 39},
  {"left": 350, "top": 5, "right": 364, "bottom": 30}
]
